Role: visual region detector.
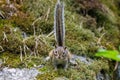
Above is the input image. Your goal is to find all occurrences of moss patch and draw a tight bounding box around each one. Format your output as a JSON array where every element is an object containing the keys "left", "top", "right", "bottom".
[{"left": 37, "top": 58, "right": 109, "bottom": 80}]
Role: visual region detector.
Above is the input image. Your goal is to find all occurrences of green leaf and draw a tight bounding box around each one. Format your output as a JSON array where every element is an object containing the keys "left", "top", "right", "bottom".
[{"left": 95, "top": 49, "right": 120, "bottom": 61}]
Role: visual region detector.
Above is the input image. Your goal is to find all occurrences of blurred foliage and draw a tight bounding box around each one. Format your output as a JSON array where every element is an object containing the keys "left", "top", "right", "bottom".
[{"left": 95, "top": 49, "right": 120, "bottom": 61}]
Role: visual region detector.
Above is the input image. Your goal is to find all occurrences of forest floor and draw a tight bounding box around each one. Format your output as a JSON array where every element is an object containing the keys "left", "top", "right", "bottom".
[{"left": 0, "top": 0, "right": 120, "bottom": 80}]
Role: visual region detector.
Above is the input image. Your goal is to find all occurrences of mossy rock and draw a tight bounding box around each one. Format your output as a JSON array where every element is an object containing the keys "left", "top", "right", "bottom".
[{"left": 37, "top": 58, "right": 109, "bottom": 80}]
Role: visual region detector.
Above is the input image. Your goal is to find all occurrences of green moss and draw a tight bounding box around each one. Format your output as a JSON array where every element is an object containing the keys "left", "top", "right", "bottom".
[
  {"left": 0, "top": 52, "right": 21, "bottom": 67},
  {"left": 37, "top": 71, "right": 57, "bottom": 80},
  {"left": 10, "top": 13, "right": 34, "bottom": 35},
  {"left": 66, "top": 25, "right": 96, "bottom": 55},
  {"left": 0, "top": 52, "right": 109, "bottom": 80},
  {"left": 24, "top": 35, "right": 54, "bottom": 56},
  {"left": 0, "top": 26, "right": 23, "bottom": 53},
  {"left": 37, "top": 58, "right": 109, "bottom": 80},
  {"left": 20, "top": 0, "right": 56, "bottom": 35},
  {"left": 100, "top": 0, "right": 119, "bottom": 24},
  {"left": 35, "top": 21, "right": 53, "bottom": 34},
  {"left": 0, "top": 0, "right": 119, "bottom": 79},
  {"left": 0, "top": 52, "right": 46, "bottom": 68}
]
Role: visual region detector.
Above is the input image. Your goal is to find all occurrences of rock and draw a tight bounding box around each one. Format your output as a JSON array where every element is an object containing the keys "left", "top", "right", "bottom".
[
  {"left": 70, "top": 54, "right": 93, "bottom": 66},
  {"left": 53, "top": 77, "right": 69, "bottom": 80},
  {"left": 96, "top": 70, "right": 110, "bottom": 80},
  {"left": 0, "top": 67, "right": 40, "bottom": 80}
]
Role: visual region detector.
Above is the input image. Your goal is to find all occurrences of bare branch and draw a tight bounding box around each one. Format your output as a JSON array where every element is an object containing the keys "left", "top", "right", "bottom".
[
  {"left": 0, "top": 46, "right": 4, "bottom": 52},
  {"left": 20, "top": 46, "right": 23, "bottom": 62},
  {"left": 45, "top": 8, "right": 50, "bottom": 21},
  {"left": 23, "top": 43, "right": 27, "bottom": 57},
  {"left": 23, "top": 39, "right": 33, "bottom": 57},
  {"left": 32, "top": 17, "right": 42, "bottom": 26},
  {"left": 3, "top": 57, "right": 8, "bottom": 63},
  {"left": 47, "top": 30, "right": 54, "bottom": 37},
  {"left": 3, "top": 31, "right": 8, "bottom": 42},
  {"left": 32, "top": 17, "right": 41, "bottom": 36},
  {"left": 0, "top": 11, "right": 5, "bottom": 19},
  {"left": 33, "top": 37, "right": 40, "bottom": 57},
  {"left": 114, "top": 61, "right": 118, "bottom": 71},
  {"left": 97, "top": 33, "right": 106, "bottom": 45}
]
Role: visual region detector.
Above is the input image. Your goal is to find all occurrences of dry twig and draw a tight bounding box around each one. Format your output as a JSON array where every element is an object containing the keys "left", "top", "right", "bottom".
[
  {"left": 33, "top": 37, "right": 40, "bottom": 57},
  {"left": 22, "top": 38, "right": 33, "bottom": 57},
  {"left": 3, "top": 31, "right": 8, "bottom": 42},
  {"left": 20, "top": 46, "right": 23, "bottom": 62},
  {"left": 114, "top": 61, "right": 119, "bottom": 71},
  {"left": 45, "top": 8, "right": 50, "bottom": 21},
  {"left": 32, "top": 17, "right": 42, "bottom": 36},
  {"left": 97, "top": 33, "right": 106, "bottom": 45},
  {"left": 47, "top": 30, "right": 54, "bottom": 37},
  {"left": 0, "top": 11, "right": 5, "bottom": 19},
  {"left": 0, "top": 46, "right": 4, "bottom": 52}
]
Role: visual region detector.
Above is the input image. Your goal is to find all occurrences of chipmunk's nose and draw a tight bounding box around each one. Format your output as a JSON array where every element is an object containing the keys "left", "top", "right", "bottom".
[
  {"left": 58, "top": 56, "right": 60, "bottom": 59},
  {"left": 59, "top": 56, "right": 61, "bottom": 59}
]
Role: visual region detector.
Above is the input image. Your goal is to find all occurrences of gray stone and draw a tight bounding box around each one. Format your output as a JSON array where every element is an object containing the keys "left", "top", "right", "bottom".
[
  {"left": 54, "top": 77, "right": 69, "bottom": 80},
  {"left": 0, "top": 67, "right": 40, "bottom": 80},
  {"left": 70, "top": 54, "right": 93, "bottom": 65}
]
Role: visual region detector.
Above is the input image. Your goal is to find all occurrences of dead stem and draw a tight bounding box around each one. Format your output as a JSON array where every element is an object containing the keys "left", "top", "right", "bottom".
[
  {"left": 0, "top": 46, "right": 4, "bottom": 52},
  {"left": 3, "top": 31, "right": 8, "bottom": 42},
  {"left": 45, "top": 8, "right": 50, "bottom": 21},
  {"left": 20, "top": 46, "right": 23, "bottom": 62},
  {"left": 32, "top": 17, "right": 42, "bottom": 36},
  {"left": 47, "top": 30, "right": 54, "bottom": 37},
  {"left": 23, "top": 39, "right": 33, "bottom": 57},
  {"left": 97, "top": 33, "right": 106, "bottom": 45},
  {"left": 0, "top": 11, "right": 5, "bottom": 19}
]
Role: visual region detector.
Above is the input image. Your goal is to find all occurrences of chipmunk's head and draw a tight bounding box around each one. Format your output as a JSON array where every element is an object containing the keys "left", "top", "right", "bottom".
[{"left": 53, "top": 46, "right": 68, "bottom": 60}]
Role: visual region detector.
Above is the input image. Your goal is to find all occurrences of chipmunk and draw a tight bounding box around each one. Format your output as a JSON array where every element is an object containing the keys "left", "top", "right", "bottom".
[{"left": 49, "top": 0, "right": 71, "bottom": 70}]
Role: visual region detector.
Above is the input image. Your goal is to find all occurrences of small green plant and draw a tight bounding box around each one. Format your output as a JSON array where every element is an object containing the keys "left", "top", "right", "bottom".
[{"left": 95, "top": 48, "right": 120, "bottom": 61}]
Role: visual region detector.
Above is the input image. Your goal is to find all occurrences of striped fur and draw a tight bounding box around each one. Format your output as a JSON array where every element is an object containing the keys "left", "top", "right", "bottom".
[{"left": 54, "top": 0, "right": 65, "bottom": 46}]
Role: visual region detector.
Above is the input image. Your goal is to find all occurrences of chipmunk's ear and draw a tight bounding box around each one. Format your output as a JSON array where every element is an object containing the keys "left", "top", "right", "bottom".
[
  {"left": 55, "top": 45, "right": 57, "bottom": 48},
  {"left": 64, "top": 46, "right": 67, "bottom": 50}
]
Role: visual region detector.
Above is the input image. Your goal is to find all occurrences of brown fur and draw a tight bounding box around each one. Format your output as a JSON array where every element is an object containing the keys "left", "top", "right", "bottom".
[
  {"left": 49, "top": 0, "right": 71, "bottom": 70},
  {"left": 49, "top": 46, "right": 71, "bottom": 70}
]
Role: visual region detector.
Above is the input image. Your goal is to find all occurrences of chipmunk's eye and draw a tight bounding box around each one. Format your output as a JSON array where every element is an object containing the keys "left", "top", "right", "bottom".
[
  {"left": 54, "top": 51, "right": 58, "bottom": 56},
  {"left": 62, "top": 52, "right": 66, "bottom": 57},
  {"left": 63, "top": 52, "right": 66, "bottom": 55},
  {"left": 55, "top": 51, "right": 57, "bottom": 53}
]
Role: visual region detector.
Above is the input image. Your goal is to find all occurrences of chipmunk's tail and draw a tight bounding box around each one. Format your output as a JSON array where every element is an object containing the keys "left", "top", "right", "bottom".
[{"left": 54, "top": 0, "right": 65, "bottom": 46}]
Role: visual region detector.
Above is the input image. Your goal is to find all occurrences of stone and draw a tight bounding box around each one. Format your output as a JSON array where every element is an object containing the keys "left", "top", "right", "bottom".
[
  {"left": 54, "top": 77, "right": 69, "bottom": 80},
  {"left": 0, "top": 67, "right": 40, "bottom": 80}
]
